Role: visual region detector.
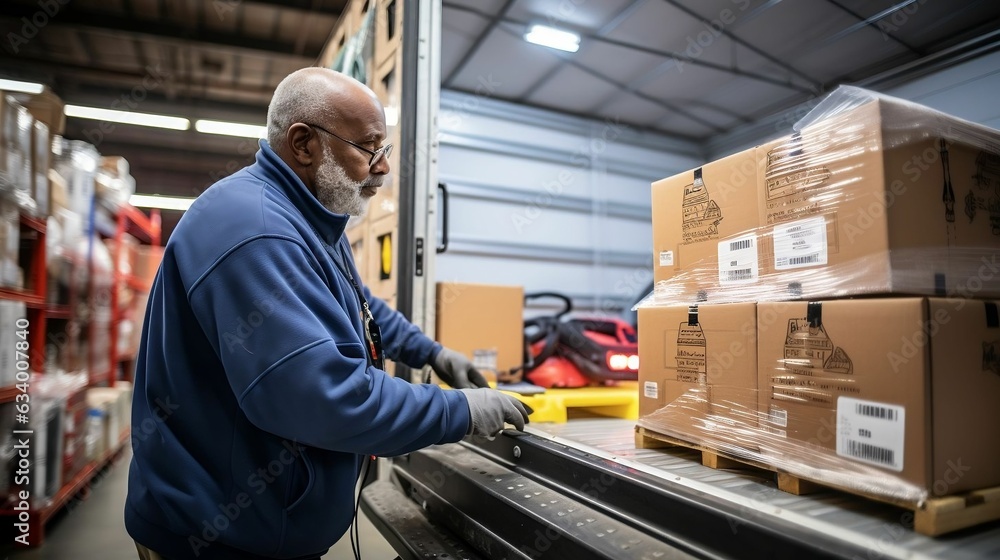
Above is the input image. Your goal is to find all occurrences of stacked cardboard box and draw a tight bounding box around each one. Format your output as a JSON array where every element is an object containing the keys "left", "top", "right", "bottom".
[
  {"left": 0, "top": 199, "right": 19, "bottom": 288},
  {"left": 436, "top": 282, "right": 525, "bottom": 383},
  {"left": 639, "top": 86, "right": 1000, "bottom": 502}
]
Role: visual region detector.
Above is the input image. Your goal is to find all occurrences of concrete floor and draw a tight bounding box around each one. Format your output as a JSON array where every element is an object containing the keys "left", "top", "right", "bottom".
[{"left": 2, "top": 448, "right": 398, "bottom": 559}]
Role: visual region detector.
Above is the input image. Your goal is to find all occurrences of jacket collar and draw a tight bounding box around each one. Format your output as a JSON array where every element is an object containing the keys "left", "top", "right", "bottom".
[{"left": 247, "top": 139, "right": 349, "bottom": 245}]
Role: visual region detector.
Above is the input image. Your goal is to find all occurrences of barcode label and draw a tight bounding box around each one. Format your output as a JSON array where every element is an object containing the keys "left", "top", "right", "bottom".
[
  {"left": 769, "top": 406, "right": 788, "bottom": 428},
  {"left": 730, "top": 239, "right": 752, "bottom": 251},
  {"left": 773, "top": 217, "right": 828, "bottom": 270},
  {"left": 718, "top": 234, "right": 758, "bottom": 286},
  {"left": 856, "top": 403, "right": 898, "bottom": 422},
  {"left": 843, "top": 440, "right": 896, "bottom": 467},
  {"left": 659, "top": 251, "right": 674, "bottom": 267},
  {"left": 725, "top": 269, "right": 753, "bottom": 281},
  {"left": 788, "top": 254, "right": 820, "bottom": 266},
  {"left": 837, "top": 397, "right": 904, "bottom": 471},
  {"left": 644, "top": 381, "right": 658, "bottom": 399}
]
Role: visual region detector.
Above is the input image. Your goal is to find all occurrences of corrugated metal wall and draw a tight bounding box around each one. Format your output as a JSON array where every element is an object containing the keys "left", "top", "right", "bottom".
[
  {"left": 435, "top": 90, "right": 703, "bottom": 314},
  {"left": 883, "top": 50, "right": 1000, "bottom": 129}
]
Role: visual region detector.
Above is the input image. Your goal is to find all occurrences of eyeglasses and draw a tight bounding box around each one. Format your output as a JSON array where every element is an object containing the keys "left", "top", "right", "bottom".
[{"left": 304, "top": 122, "right": 392, "bottom": 170}]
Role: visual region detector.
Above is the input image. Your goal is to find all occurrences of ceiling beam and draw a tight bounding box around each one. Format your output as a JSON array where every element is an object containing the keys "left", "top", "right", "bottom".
[
  {"left": 234, "top": 0, "right": 345, "bottom": 17},
  {"left": 657, "top": 0, "right": 822, "bottom": 91},
  {"left": 0, "top": 54, "right": 275, "bottom": 107},
  {"left": 814, "top": 0, "right": 923, "bottom": 56},
  {"left": 442, "top": 2, "right": 815, "bottom": 96},
  {"left": 442, "top": 0, "right": 518, "bottom": 88},
  {"left": 0, "top": 4, "right": 317, "bottom": 61}
]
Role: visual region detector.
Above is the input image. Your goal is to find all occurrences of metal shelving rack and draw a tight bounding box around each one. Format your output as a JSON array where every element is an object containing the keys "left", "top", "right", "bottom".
[{"left": 0, "top": 201, "right": 160, "bottom": 546}]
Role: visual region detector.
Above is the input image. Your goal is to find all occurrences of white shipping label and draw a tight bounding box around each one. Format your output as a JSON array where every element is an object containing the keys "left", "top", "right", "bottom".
[
  {"left": 836, "top": 397, "right": 905, "bottom": 472},
  {"left": 643, "top": 381, "right": 658, "bottom": 399},
  {"left": 659, "top": 251, "right": 674, "bottom": 267},
  {"left": 717, "top": 235, "right": 759, "bottom": 285},
  {"left": 773, "top": 216, "right": 828, "bottom": 270},
  {"left": 769, "top": 406, "right": 788, "bottom": 428}
]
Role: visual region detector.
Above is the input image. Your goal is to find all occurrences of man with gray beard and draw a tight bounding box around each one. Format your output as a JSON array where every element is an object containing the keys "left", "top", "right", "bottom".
[{"left": 126, "top": 68, "right": 530, "bottom": 560}]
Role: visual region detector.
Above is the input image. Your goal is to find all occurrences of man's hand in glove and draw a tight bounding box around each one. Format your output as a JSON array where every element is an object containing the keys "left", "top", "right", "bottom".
[
  {"left": 460, "top": 388, "right": 533, "bottom": 437},
  {"left": 431, "top": 347, "right": 490, "bottom": 389}
]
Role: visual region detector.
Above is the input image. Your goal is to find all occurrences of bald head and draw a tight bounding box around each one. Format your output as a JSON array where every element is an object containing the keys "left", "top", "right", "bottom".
[
  {"left": 264, "top": 68, "right": 390, "bottom": 216},
  {"left": 266, "top": 68, "right": 382, "bottom": 149}
]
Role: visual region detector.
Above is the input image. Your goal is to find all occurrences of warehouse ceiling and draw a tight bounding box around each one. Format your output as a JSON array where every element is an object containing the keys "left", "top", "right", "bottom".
[
  {"left": 1, "top": 0, "right": 1000, "bottom": 238},
  {"left": 441, "top": 0, "right": 1000, "bottom": 144}
]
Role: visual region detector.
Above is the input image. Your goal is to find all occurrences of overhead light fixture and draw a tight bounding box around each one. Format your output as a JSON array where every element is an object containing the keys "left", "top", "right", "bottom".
[
  {"left": 0, "top": 78, "right": 45, "bottom": 94},
  {"left": 129, "top": 194, "right": 196, "bottom": 211},
  {"left": 64, "top": 104, "right": 190, "bottom": 130},
  {"left": 195, "top": 119, "right": 267, "bottom": 139},
  {"left": 524, "top": 24, "right": 580, "bottom": 53}
]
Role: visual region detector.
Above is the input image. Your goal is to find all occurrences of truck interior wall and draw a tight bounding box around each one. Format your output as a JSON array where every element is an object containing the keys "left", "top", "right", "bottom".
[
  {"left": 882, "top": 49, "right": 1000, "bottom": 129},
  {"left": 436, "top": 90, "right": 702, "bottom": 314},
  {"left": 707, "top": 49, "right": 1000, "bottom": 160}
]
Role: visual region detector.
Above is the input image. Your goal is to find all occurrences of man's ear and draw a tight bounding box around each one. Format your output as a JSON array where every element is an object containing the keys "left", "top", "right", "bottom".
[{"left": 287, "top": 123, "right": 316, "bottom": 166}]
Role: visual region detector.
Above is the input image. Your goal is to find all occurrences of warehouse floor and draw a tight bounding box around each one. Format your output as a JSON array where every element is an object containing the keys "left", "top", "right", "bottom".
[{"left": 2, "top": 447, "right": 398, "bottom": 559}]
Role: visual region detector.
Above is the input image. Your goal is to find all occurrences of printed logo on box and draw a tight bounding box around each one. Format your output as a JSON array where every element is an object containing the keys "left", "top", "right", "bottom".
[
  {"left": 783, "top": 318, "right": 853, "bottom": 375},
  {"left": 982, "top": 340, "right": 1000, "bottom": 376},
  {"left": 764, "top": 140, "right": 832, "bottom": 202},
  {"left": 965, "top": 149, "right": 1000, "bottom": 236},
  {"left": 675, "top": 316, "right": 706, "bottom": 384},
  {"left": 774, "top": 316, "right": 858, "bottom": 406},
  {"left": 681, "top": 168, "right": 723, "bottom": 244}
]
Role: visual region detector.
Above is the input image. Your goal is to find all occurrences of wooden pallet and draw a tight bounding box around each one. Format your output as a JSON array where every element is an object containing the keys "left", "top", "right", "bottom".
[{"left": 635, "top": 426, "right": 1000, "bottom": 537}]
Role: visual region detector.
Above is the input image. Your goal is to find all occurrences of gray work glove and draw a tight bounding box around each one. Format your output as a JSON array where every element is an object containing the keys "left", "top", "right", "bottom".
[
  {"left": 460, "top": 388, "right": 533, "bottom": 437},
  {"left": 431, "top": 347, "right": 490, "bottom": 389}
]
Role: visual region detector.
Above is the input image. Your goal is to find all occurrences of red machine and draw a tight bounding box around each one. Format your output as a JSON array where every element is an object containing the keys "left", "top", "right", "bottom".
[{"left": 520, "top": 293, "right": 638, "bottom": 388}]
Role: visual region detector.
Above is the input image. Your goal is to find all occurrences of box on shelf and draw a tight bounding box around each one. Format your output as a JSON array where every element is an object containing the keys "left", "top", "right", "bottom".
[
  {"left": 12, "top": 87, "right": 65, "bottom": 135},
  {"left": 757, "top": 298, "right": 1000, "bottom": 498},
  {"left": 134, "top": 244, "right": 164, "bottom": 287},
  {"left": 31, "top": 120, "right": 49, "bottom": 217},
  {"left": 86, "top": 386, "right": 131, "bottom": 456},
  {"left": 0, "top": 200, "right": 20, "bottom": 288},
  {"left": 651, "top": 147, "right": 759, "bottom": 299},
  {"left": 637, "top": 303, "right": 757, "bottom": 445},
  {"left": 435, "top": 282, "right": 525, "bottom": 382},
  {"left": 1, "top": 96, "right": 33, "bottom": 200},
  {"left": 374, "top": 0, "right": 402, "bottom": 65}
]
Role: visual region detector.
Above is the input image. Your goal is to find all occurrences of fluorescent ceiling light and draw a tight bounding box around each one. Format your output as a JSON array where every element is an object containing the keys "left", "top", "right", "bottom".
[
  {"left": 130, "top": 194, "right": 196, "bottom": 211},
  {"left": 64, "top": 104, "right": 190, "bottom": 130},
  {"left": 0, "top": 79, "right": 44, "bottom": 94},
  {"left": 524, "top": 24, "right": 580, "bottom": 53},
  {"left": 195, "top": 119, "right": 267, "bottom": 139}
]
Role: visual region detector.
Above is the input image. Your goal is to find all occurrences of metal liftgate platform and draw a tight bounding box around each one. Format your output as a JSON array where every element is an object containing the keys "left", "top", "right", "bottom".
[{"left": 360, "top": 418, "right": 1000, "bottom": 560}]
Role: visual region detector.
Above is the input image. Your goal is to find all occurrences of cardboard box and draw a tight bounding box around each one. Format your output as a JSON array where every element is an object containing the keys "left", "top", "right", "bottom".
[
  {"left": 435, "top": 282, "right": 524, "bottom": 379},
  {"left": 755, "top": 98, "right": 1000, "bottom": 300},
  {"left": 31, "top": 120, "right": 49, "bottom": 217},
  {"left": 757, "top": 298, "right": 1000, "bottom": 497},
  {"left": 651, "top": 147, "right": 759, "bottom": 301},
  {"left": 12, "top": 88, "right": 65, "bottom": 135},
  {"left": 374, "top": 0, "right": 402, "bottom": 65},
  {"left": 346, "top": 219, "right": 366, "bottom": 284},
  {"left": 366, "top": 214, "right": 397, "bottom": 301},
  {"left": 134, "top": 245, "right": 164, "bottom": 287},
  {"left": 0, "top": 199, "right": 20, "bottom": 288},
  {"left": 1, "top": 97, "right": 33, "bottom": 196},
  {"left": 637, "top": 303, "right": 757, "bottom": 443}
]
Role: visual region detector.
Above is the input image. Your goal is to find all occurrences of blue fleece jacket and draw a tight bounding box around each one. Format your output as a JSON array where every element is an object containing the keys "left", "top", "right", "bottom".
[{"left": 124, "top": 141, "right": 471, "bottom": 560}]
